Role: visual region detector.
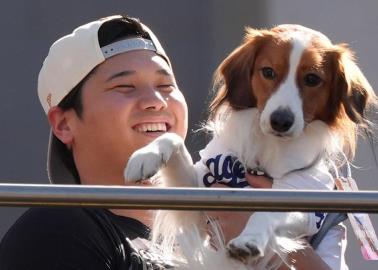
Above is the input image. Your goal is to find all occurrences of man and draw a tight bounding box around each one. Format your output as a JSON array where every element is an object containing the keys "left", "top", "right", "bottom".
[
  {"left": 0, "top": 14, "right": 185, "bottom": 269},
  {"left": 0, "top": 14, "right": 342, "bottom": 269}
]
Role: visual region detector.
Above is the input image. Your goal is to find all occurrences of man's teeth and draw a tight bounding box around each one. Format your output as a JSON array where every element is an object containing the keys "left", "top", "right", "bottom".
[{"left": 136, "top": 123, "right": 167, "bottom": 132}]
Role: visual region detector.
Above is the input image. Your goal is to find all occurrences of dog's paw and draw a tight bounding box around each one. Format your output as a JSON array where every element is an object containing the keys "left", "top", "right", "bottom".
[
  {"left": 227, "top": 236, "right": 264, "bottom": 263},
  {"left": 124, "top": 147, "right": 165, "bottom": 182},
  {"left": 124, "top": 133, "right": 181, "bottom": 182}
]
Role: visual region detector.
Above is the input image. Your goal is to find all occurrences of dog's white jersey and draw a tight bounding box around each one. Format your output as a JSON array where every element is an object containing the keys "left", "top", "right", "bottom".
[
  {"left": 194, "top": 136, "right": 332, "bottom": 235},
  {"left": 195, "top": 134, "right": 334, "bottom": 189}
]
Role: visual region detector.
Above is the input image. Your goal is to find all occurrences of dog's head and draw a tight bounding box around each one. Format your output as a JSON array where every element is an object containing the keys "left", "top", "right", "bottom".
[{"left": 210, "top": 24, "right": 376, "bottom": 158}]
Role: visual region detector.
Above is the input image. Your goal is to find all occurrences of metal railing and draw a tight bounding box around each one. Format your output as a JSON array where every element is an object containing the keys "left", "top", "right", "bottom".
[{"left": 0, "top": 183, "right": 377, "bottom": 212}]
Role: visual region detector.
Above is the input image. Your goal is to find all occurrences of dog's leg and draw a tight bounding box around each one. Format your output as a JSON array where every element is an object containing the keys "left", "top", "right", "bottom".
[
  {"left": 227, "top": 212, "right": 310, "bottom": 264},
  {"left": 124, "top": 133, "right": 204, "bottom": 256}
]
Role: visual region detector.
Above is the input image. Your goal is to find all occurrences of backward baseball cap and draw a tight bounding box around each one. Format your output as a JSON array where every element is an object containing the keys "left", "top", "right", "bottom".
[{"left": 38, "top": 15, "right": 171, "bottom": 184}]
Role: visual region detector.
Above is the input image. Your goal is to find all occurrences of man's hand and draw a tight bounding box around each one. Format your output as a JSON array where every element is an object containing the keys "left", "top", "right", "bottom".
[
  {"left": 277, "top": 246, "right": 332, "bottom": 270},
  {"left": 245, "top": 173, "right": 273, "bottom": 188}
]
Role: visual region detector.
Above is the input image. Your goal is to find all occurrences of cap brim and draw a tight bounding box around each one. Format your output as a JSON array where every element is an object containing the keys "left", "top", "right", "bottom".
[{"left": 47, "top": 130, "right": 79, "bottom": 184}]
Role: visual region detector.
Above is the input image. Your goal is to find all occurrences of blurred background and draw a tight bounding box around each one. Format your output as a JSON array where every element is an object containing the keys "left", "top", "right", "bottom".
[{"left": 0, "top": 0, "right": 377, "bottom": 268}]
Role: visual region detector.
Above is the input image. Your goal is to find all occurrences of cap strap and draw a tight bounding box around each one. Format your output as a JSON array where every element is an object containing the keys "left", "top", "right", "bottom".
[{"left": 101, "top": 38, "right": 156, "bottom": 59}]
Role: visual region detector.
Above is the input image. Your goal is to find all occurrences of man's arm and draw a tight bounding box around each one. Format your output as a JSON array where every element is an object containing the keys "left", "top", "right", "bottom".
[{"left": 278, "top": 246, "right": 332, "bottom": 270}]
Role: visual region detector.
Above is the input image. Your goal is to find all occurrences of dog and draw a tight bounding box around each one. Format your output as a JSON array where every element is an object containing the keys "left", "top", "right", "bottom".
[{"left": 125, "top": 24, "right": 377, "bottom": 268}]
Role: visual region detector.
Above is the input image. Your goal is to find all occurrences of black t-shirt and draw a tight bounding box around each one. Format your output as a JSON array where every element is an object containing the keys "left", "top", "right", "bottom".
[{"left": 0, "top": 208, "right": 174, "bottom": 269}]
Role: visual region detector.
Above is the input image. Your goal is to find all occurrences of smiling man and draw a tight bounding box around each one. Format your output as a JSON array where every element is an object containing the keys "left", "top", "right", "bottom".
[{"left": 49, "top": 49, "right": 187, "bottom": 187}]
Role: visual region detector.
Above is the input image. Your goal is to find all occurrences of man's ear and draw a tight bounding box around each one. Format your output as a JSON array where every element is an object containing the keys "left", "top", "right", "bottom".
[{"left": 47, "top": 106, "right": 75, "bottom": 145}]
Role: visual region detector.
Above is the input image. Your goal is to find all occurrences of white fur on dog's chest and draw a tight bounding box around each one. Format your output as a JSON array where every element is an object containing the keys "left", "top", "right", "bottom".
[{"left": 212, "top": 108, "right": 334, "bottom": 179}]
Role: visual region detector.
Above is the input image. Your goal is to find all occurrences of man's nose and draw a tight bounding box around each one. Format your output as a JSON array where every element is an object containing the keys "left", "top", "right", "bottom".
[{"left": 138, "top": 87, "right": 168, "bottom": 111}]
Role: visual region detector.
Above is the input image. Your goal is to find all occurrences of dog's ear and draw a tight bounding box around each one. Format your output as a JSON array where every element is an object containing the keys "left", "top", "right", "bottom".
[
  {"left": 210, "top": 28, "right": 270, "bottom": 113},
  {"left": 332, "top": 44, "right": 377, "bottom": 126},
  {"left": 326, "top": 44, "right": 377, "bottom": 160}
]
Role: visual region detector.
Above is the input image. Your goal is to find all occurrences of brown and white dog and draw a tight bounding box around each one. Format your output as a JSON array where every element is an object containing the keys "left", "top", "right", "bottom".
[{"left": 125, "top": 25, "right": 377, "bottom": 268}]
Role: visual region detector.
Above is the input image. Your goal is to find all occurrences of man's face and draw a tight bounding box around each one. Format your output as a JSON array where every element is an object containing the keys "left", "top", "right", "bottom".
[{"left": 69, "top": 50, "right": 188, "bottom": 184}]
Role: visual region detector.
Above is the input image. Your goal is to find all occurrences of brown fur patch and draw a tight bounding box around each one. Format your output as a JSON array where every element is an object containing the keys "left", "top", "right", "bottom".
[{"left": 251, "top": 37, "right": 292, "bottom": 111}]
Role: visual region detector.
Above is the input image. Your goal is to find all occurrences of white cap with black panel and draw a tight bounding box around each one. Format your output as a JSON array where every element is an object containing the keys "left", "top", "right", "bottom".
[{"left": 37, "top": 15, "right": 171, "bottom": 184}]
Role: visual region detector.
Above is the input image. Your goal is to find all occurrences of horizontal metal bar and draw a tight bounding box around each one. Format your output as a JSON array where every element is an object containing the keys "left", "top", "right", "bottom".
[{"left": 0, "top": 183, "right": 377, "bottom": 212}]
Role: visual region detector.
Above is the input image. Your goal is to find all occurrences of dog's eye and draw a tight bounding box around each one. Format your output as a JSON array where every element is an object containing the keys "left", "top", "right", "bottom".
[
  {"left": 261, "top": 67, "right": 276, "bottom": 80},
  {"left": 304, "top": 73, "right": 322, "bottom": 87}
]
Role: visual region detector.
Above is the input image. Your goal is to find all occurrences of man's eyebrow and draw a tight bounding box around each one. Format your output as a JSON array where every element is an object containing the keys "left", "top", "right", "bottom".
[
  {"left": 106, "top": 70, "right": 136, "bottom": 82},
  {"left": 156, "top": 69, "right": 173, "bottom": 77}
]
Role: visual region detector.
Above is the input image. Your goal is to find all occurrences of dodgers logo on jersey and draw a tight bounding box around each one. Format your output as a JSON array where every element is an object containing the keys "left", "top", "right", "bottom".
[
  {"left": 202, "top": 154, "right": 248, "bottom": 188},
  {"left": 315, "top": 212, "right": 326, "bottom": 229}
]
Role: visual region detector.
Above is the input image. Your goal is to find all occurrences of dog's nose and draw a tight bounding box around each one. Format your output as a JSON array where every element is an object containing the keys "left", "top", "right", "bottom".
[{"left": 270, "top": 109, "right": 295, "bottom": 133}]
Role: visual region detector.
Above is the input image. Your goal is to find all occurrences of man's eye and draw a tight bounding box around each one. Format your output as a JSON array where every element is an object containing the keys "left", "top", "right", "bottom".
[
  {"left": 157, "top": 84, "right": 175, "bottom": 92},
  {"left": 116, "top": 85, "right": 134, "bottom": 88},
  {"left": 109, "top": 85, "right": 136, "bottom": 94},
  {"left": 113, "top": 85, "right": 135, "bottom": 92}
]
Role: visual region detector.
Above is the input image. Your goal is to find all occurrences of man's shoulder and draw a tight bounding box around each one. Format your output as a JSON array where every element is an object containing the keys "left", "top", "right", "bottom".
[
  {"left": 21, "top": 207, "right": 89, "bottom": 217},
  {"left": 16, "top": 207, "right": 96, "bottom": 227},
  {"left": 2, "top": 207, "right": 107, "bottom": 242}
]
